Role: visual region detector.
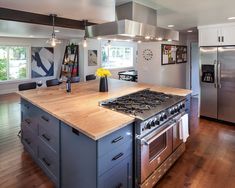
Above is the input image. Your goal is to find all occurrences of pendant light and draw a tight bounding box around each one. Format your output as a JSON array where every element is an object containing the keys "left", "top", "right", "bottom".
[
  {"left": 83, "top": 20, "right": 88, "bottom": 48},
  {"left": 46, "top": 14, "right": 61, "bottom": 47}
]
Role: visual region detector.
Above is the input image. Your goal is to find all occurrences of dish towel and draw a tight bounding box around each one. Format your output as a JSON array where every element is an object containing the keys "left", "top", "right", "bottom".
[{"left": 179, "top": 113, "right": 189, "bottom": 142}]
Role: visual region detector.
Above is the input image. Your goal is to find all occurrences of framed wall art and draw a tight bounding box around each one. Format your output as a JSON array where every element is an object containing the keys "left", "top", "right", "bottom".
[
  {"left": 161, "top": 44, "right": 177, "bottom": 65},
  {"left": 176, "top": 46, "right": 187, "bottom": 63},
  {"left": 161, "top": 44, "right": 187, "bottom": 65},
  {"left": 31, "top": 47, "right": 54, "bottom": 78},
  {"left": 88, "top": 50, "right": 98, "bottom": 66}
]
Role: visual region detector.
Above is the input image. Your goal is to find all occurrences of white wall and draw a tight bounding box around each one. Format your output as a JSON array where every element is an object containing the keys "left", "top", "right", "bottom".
[
  {"left": 0, "top": 37, "right": 67, "bottom": 94},
  {"left": 71, "top": 38, "right": 137, "bottom": 81},
  {"left": 137, "top": 34, "right": 188, "bottom": 89}
]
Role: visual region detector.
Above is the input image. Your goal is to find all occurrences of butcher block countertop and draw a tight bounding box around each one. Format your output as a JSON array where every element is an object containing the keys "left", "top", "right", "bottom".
[{"left": 18, "top": 79, "right": 191, "bottom": 140}]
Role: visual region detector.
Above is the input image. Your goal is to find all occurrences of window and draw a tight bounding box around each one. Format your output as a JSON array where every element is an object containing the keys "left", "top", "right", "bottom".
[
  {"left": 0, "top": 46, "right": 29, "bottom": 81},
  {"left": 101, "top": 45, "right": 134, "bottom": 69}
]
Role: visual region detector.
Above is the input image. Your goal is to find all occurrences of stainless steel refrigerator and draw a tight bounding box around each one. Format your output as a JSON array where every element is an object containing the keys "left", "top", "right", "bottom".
[{"left": 200, "top": 46, "right": 235, "bottom": 123}]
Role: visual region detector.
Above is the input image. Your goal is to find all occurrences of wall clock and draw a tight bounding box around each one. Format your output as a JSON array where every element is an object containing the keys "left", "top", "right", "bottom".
[{"left": 142, "top": 49, "right": 153, "bottom": 61}]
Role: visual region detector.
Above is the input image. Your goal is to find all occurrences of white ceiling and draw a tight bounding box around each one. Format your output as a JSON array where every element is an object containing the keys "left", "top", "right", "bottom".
[
  {"left": 0, "top": 20, "right": 84, "bottom": 39},
  {"left": 0, "top": 0, "right": 116, "bottom": 23},
  {"left": 1, "top": 0, "right": 235, "bottom": 38},
  {"left": 116, "top": 0, "right": 235, "bottom": 30}
]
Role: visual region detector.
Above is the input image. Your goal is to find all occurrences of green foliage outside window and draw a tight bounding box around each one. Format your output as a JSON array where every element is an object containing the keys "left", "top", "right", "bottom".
[{"left": 0, "top": 46, "right": 28, "bottom": 81}]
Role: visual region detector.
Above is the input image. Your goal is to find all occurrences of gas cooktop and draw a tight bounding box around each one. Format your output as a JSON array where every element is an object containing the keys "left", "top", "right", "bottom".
[{"left": 100, "top": 89, "right": 185, "bottom": 120}]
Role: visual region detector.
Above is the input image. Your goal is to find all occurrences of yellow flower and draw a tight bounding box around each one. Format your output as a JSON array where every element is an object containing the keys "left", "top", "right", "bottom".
[{"left": 96, "top": 68, "right": 112, "bottom": 77}]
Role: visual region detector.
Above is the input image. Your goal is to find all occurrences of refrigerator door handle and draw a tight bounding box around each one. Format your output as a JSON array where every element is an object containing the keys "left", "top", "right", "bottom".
[
  {"left": 218, "top": 61, "right": 222, "bottom": 88},
  {"left": 214, "top": 60, "right": 218, "bottom": 88}
]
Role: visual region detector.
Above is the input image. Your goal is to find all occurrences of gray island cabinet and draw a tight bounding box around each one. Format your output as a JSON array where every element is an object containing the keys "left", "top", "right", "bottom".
[{"left": 20, "top": 98, "right": 133, "bottom": 188}]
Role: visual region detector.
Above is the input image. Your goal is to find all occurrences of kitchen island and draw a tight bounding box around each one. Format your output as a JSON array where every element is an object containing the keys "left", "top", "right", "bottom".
[{"left": 18, "top": 79, "right": 191, "bottom": 188}]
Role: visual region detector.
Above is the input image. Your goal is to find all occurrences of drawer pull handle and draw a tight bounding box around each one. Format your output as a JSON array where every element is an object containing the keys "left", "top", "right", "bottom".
[
  {"left": 25, "top": 138, "right": 31, "bottom": 145},
  {"left": 72, "top": 128, "right": 80, "bottom": 136},
  {"left": 25, "top": 119, "right": 31, "bottom": 125},
  {"left": 42, "top": 158, "right": 51, "bottom": 167},
  {"left": 42, "top": 134, "right": 51, "bottom": 141},
  {"left": 41, "top": 115, "right": 49, "bottom": 122},
  {"left": 112, "top": 136, "right": 124, "bottom": 143},
  {"left": 112, "top": 152, "right": 124, "bottom": 161},
  {"left": 24, "top": 104, "right": 30, "bottom": 109}
]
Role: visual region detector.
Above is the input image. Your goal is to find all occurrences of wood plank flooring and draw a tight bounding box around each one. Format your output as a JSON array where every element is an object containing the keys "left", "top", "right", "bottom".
[
  {"left": 0, "top": 93, "right": 235, "bottom": 188},
  {"left": 0, "top": 93, "right": 54, "bottom": 188}
]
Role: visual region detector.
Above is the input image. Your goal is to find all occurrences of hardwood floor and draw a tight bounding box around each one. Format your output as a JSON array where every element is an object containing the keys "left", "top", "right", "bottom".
[
  {"left": 0, "top": 94, "right": 235, "bottom": 188},
  {"left": 0, "top": 93, "right": 54, "bottom": 188},
  {"left": 156, "top": 97, "right": 235, "bottom": 188}
]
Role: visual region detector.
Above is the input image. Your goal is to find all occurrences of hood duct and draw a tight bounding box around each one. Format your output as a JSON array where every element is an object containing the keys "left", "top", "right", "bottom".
[{"left": 85, "top": 2, "right": 179, "bottom": 42}]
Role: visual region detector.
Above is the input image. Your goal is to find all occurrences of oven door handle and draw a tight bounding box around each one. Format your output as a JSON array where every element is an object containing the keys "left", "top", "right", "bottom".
[
  {"left": 172, "top": 112, "right": 186, "bottom": 123},
  {"left": 141, "top": 121, "right": 176, "bottom": 146}
]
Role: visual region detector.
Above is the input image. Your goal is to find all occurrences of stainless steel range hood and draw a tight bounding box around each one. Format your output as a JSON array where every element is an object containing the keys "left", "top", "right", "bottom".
[{"left": 85, "top": 2, "right": 179, "bottom": 42}]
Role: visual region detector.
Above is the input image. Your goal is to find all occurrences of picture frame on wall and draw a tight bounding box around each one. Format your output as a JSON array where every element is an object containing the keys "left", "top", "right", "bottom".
[
  {"left": 176, "top": 45, "right": 187, "bottom": 63},
  {"left": 161, "top": 44, "right": 187, "bottom": 65},
  {"left": 88, "top": 50, "right": 98, "bottom": 66},
  {"left": 161, "top": 44, "right": 177, "bottom": 65},
  {"left": 31, "top": 47, "right": 54, "bottom": 78}
]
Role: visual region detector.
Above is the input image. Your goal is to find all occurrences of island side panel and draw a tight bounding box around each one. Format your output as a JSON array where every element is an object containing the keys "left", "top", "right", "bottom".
[
  {"left": 61, "top": 122, "right": 134, "bottom": 188},
  {"left": 60, "top": 122, "right": 97, "bottom": 188}
]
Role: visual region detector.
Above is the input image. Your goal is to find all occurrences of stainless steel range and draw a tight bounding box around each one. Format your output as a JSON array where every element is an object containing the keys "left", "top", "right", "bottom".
[{"left": 100, "top": 89, "right": 189, "bottom": 188}]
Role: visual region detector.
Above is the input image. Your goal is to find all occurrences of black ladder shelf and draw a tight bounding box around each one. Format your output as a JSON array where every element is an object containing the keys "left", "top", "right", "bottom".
[{"left": 60, "top": 44, "right": 79, "bottom": 79}]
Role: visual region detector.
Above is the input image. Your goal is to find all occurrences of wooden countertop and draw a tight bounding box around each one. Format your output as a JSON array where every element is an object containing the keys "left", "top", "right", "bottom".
[{"left": 18, "top": 79, "right": 191, "bottom": 140}]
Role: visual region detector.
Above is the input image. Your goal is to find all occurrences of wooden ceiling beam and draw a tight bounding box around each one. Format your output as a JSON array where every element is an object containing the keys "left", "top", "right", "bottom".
[{"left": 0, "top": 7, "right": 96, "bottom": 29}]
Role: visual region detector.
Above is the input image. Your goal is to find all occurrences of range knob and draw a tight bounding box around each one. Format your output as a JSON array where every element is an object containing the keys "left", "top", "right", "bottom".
[
  {"left": 155, "top": 119, "right": 160, "bottom": 125},
  {"left": 174, "top": 107, "right": 178, "bottom": 113},
  {"left": 164, "top": 113, "right": 167, "bottom": 119},
  {"left": 146, "top": 122, "right": 152, "bottom": 129},
  {"left": 169, "top": 108, "right": 174, "bottom": 115},
  {"left": 182, "top": 103, "right": 185, "bottom": 108},
  {"left": 150, "top": 120, "right": 155, "bottom": 127},
  {"left": 179, "top": 104, "right": 183, "bottom": 109},
  {"left": 160, "top": 115, "right": 164, "bottom": 121}
]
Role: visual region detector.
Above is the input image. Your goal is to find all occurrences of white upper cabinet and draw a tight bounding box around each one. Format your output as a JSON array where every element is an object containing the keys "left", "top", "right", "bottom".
[
  {"left": 198, "top": 23, "right": 235, "bottom": 46},
  {"left": 221, "top": 25, "right": 235, "bottom": 46},
  {"left": 199, "top": 27, "right": 220, "bottom": 46}
]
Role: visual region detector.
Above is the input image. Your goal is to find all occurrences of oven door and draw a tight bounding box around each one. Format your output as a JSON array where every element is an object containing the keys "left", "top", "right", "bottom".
[
  {"left": 173, "top": 113, "right": 185, "bottom": 151},
  {"left": 139, "top": 121, "right": 174, "bottom": 183}
]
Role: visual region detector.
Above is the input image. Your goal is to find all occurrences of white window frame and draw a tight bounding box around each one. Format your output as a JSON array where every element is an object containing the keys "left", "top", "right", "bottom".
[
  {"left": 0, "top": 44, "right": 31, "bottom": 84},
  {"left": 101, "top": 41, "right": 136, "bottom": 70}
]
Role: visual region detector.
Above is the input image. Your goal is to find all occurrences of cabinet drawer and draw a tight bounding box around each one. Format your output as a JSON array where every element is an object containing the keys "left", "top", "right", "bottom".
[
  {"left": 21, "top": 99, "right": 38, "bottom": 133},
  {"left": 98, "top": 155, "right": 132, "bottom": 188},
  {"left": 98, "top": 124, "right": 133, "bottom": 157},
  {"left": 38, "top": 110, "right": 59, "bottom": 137},
  {"left": 38, "top": 141, "right": 59, "bottom": 185},
  {"left": 98, "top": 141, "right": 132, "bottom": 176},
  {"left": 22, "top": 124, "right": 37, "bottom": 157},
  {"left": 38, "top": 122, "right": 59, "bottom": 153}
]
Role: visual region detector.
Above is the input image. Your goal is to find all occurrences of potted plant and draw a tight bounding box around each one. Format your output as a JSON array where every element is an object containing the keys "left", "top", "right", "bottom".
[
  {"left": 96, "top": 68, "right": 111, "bottom": 92},
  {"left": 68, "top": 43, "right": 76, "bottom": 54}
]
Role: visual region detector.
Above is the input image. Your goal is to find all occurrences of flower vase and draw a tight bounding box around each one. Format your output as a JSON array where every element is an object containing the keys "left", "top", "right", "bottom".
[{"left": 99, "top": 76, "right": 108, "bottom": 92}]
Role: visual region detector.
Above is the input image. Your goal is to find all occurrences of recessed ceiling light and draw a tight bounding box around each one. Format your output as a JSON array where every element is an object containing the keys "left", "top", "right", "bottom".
[
  {"left": 137, "top": 40, "right": 142, "bottom": 43},
  {"left": 168, "top": 25, "right": 175, "bottom": 28},
  {"left": 126, "top": 39, "right": 131, "bottom": 42},
  {"left": 97, "top": 37, "right": 102, "bottom": 40},
  {"left": 54, "top": 29, "right": 60, "bottom": 33},
  {"left": 145, "top": 36, "right": 151, "bottom": 40},
  {"left": 228, "top": 17, "right": 235, "bottom": 20},
  {"left": 187, "top": 30, "right": 193, "bottom": 33},
  {"left": 168, "top": 39, "right": 172, "bottom": 42},
  {"left": 113, "top": 38, "right": 117, "bottom": 41},
  {"left": 156, "top": 37, "right": 163, "bottom": 41}
]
